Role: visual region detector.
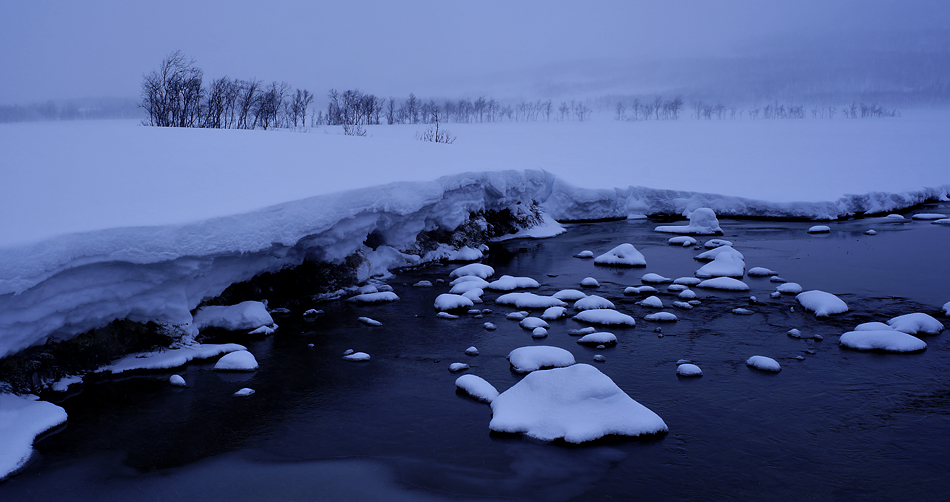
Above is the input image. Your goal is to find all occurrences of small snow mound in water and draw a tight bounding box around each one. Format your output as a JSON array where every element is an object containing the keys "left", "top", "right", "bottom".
[
  {"left": 465, "top": 346, "right": 479, "bottom": 356},
  {"left": 855, "top": 321, "right": 893, "bottom": 331},
  {"left": 695, "top": 250, "right": 746, "bottom": 279},
  {"left": 574, "top": 295, "right": 615, "bottom": 311},
  {"left": 233, "top": 388, "right": 255, "bottom": 397},
  {"left": 624, "top": 286, "right": 657, "bottom": 295},
  {"left": 449, "top": 279, "right": 488, "bottom": 294},
  {"left": 673, "top": 277, "right": 701, "bottom": 286},
  {"left": 808, "top": 225, "right": 831, "bottom": 233},
  {"left": 358, "top": 285, "right": 378, "bottom": 294},
  {"left": 776, "top": 283, "right": 803, "bottom": 294},
  {"left": 704, "top": 239, "right": 732, "bottom": 249},
  {"left": 673, "top": 301, "right": 693, "bottom": 309},
  {"left": 358, "top": 316, "right": 383, "bottom": 326},
  {"left": 944, "top": 301, "right": 950, "bottom": 316},
  {"left": 214, "top": 350, "right": 258, "bottom": 371},
  {"left": 732, "top": 308, "right": 754, "bottom": 315},
  {"left": 506, "top": 311, "right": 529, "bottom": 320},
  {"left": 488, "top": 275, "right": 540, "bottom": 291},
  {"left": 489, "top": 364, "right": 668, "bottom": 443},
  {"left": 668, "top": 236, "right": 697, "bottom": 247},
  {"left": 933, "top": 218, "right": 950, "bottom": 226},
  {"left": 746, "top": 355, "right": 781, "bottom": 372},
  {"left": 169, "top": 375, "right": 186, "bottom": 387},
  {"left": 553, "top": 289, "right": 588, "bottom": 301},
  {"left": 542, "top": 306, "right": 568, "bottom": 320},
  {"left": 577, "top": 332, "right": 617, "bottom": 345},
  {"left": 695, "top": 245, "right": 744, "bottom": 262},
  {"left": 748, "top": 267, "right": 777, "bottom": 277},
  {"left": 569, "top": 327, "right": 597, "bottom": 336},
  {"left": 449, "top": 362, "right": 470, "bottom": 372},
  {"left": 864, "top": 229, "right": 878, "bottom": 235},
  {"left": 456, "top": 374, "right": 499, "bottom": 403},
  {"left": 770, "top": 276, "right": 787, "bottom": 283},
  {"left": 697, "top": 277, "right": 750, "bottom": 291},
  {"left": 447, "top": 246, "right": 483, "bottom": 262},
  {"left": 593, "top": 355, "right": 606, "bottom": 362},
  {"left": 912, "top": 213, "right": 947, "bottom": 220},
  {"left": 638, "top": 296, "right": 663, "bottom": 308},
  {"left": 449, "top": 263, "right": 495, "bottom": 279},
  {"left": 249, "top": 324, "right": 276, "bottom": 335},
  {"left": 348, "top": 291, "right": 400, "bottom": 304},
  {"left": 796, "top": 291, "right": 849, "bottom": 317},
  {"left": 520, "top": 317, "right": 549, "bottom": 330},
  {"left": 839, "top": 330, "right": 927, "bottom": 353},
  {"left": 888, "top": 313, "right": 944, "bottom": 335},
  {"left": 573, "top": 309, "right": 636, "bottom": 326},
  {"left": 434, "top": 294, "right": 475, "bottom": 311},
  {"left": 678, "top": 289, "right": 697, "bottom": 300},
  {"left": 580, "top": 277, "right": 600, "bottom": 288},
  {"left": 787, "top": 329, "right": 822, "bottom": 340},
  {"left": 437, "top": 312, "right": 459, "bottom": 319},
  {"left": 885, "top": 214, "right": 905, "bottom": 220},
  {"left": 575, "top": 250, "right": 594, "bottom": 258},
  {"left": 303, "top": 309, "right": 323, "bottom": 316},
  {"left": 594, "top": 243, "right": 647, "bottom": 267},
  {"left": 343, "top": 352, "right": 371, "bottom": 361},
  {"left": 654, "top": 208, "right": 723, "bottom": 235},
  {"left": 668, "top": 284, "right": 688, "bottom": 292},
  {"left": 412, "top": 280, "right": 433, "bottom": 287},
  {"left": 483, "top": 322, "right": 497, "bottom": 331},
  {"left": 193, "top": 301, "right": 275, "bottom": 332},
  {"left": 495, "top": 292, "right": 566, "bottom": 309},
  {"left": 645, "top": 312, "right": 677, "bottom": 322},
  {"left": 532, "top": 327, "right": 548, "bottom": 338},
  {"left": 641, "top": 273, "right": 672, "bottom": 284},
  {"left": 677, "top": 363, "right": 702, "bottom": 377},
  {"left": 508, "top": 346, "right": 576, "bottom": 373}
]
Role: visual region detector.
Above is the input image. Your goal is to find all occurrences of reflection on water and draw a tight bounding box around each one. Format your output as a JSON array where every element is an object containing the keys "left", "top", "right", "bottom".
[{"left": 3, "top": 206, "right": 949, "bottom": 501}]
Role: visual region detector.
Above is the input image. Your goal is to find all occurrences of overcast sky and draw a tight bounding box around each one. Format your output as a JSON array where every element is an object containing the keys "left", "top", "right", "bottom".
[{"left": 1, "top": 1, "right": 948, "bottom": 104}]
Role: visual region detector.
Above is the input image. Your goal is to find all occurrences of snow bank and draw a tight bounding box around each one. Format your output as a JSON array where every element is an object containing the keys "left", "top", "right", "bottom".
[
  {"left": 98, "top": 343, "right": 246, "bottom": 374},
  {"left": 839, "top": 330, "right": 927, "bottom": 353},
  {"left": 654, "top": 208, "right": 722, "bottom": 235},
  {"left": 193, "top": 301, "right": 274, "bottom": 332},
  {"left": 593, "top": 243, "right": 646, "bottom": 267},
  {"left": 489, "top": 364, "right": 668, "bottom": 442},
  {"left": 0, "top": 394, "right": 68, "bottom": 481},
  {"left": 455, "top": 374, "right": 499, "bottom": 403},
  {"left": 508, "top": 346, "right": 576, "bottom": 373},
  {"left": 796, "top": 291, "right": 849, "bottom": 317}
]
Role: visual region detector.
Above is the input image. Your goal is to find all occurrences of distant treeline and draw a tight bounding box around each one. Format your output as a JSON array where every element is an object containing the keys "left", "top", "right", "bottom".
[
  {"left": 614, "top": 97, "right": 898, "bottom": 121},
  {"left": 0, "top": 97, "right": 139, "bottom": 124}
]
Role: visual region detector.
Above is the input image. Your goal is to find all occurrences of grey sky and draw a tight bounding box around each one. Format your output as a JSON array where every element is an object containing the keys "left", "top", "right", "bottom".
[{"left": 1, "top": 1, "right": 948, "bottom": 104}]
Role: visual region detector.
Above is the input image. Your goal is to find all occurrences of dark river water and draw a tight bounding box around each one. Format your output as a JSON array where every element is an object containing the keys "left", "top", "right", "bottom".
[{"left": 3, "top": 205, "right": 949, "bottom": 501}]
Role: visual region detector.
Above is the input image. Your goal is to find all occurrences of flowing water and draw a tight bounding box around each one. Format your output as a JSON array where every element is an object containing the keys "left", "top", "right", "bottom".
[{"left": 3, "top": 205, "right": 949, "bottom": 501}]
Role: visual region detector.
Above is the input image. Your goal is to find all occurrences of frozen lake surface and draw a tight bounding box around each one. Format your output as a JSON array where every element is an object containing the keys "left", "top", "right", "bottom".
[{"left": 2, "top": 206, "right": 949, "bottom": 501}]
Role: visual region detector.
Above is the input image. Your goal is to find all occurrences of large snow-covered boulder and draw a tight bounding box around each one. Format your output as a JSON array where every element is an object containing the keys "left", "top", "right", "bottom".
[
  {"left": 0, "top": 394, "right": 68, "bottom": 481},
  {"left": 573, "top": 309, "right": 636, "bottom": 326},
  {"left": 654, "top": 208, "right": 723, "bottom": 235},
  {"left": 887, "top": 313, "right": 944, "bottom": 335},
  {"left": 593, "top": 244, "right": 646, "bottom": 267},
  {"left": 193, "top": 301, "right": 275, "bottom": 332},
  {"left": 839, "top": 330, "right": 927, "bottom": 353},
  {"left": 796, "top": 291, "right": 849, "bottom": 317},
  {"left": 508, "top": 346, "right": 576, "bottom": 373},
  {"left": 489, "top": 364, "right": 668, "bottom": 443}
]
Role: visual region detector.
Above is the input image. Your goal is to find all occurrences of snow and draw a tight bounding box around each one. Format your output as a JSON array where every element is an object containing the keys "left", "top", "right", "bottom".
[
  {"left": 593, "top": 243, "right": 647, "bottom": 267},
  {"left": 645, "top": 312, "right": 678, "bottom": 322},
  {"left": 673, "top": 277, "right": 701, "bottom": 286},
  {"left": 233, "top": 388, "right": 255, "bottom": 397},
  {"left": 580, "top": 277, "right": 600, "bottom": 288},
  {"left": 193, "top": 301, "right": 274, "bottom": 332},
  {"left": 358, "top": 316, "right": 383, "bottom": 326},
  {"left": 574, "top": 295, "right": 615, "bottom": 311},
  {"left": 455, "top": 374, "right": 499, "bottom": 403},
  {"left": 51, "top": 375, "right": 82, "bottom": 392},
  {"left": 2, "top": 117, "right": 949, "bottom": 359},
  {"left": 776, "top": 282, "right": 803, "bottom": 294},
  {"left": 569, "top": 327, "right": 597, "bottom": 336},
  {"left": 542, "top": 306, "right": 568, "bottom": 320},
  {"left": 746, "top": 355, "right": 781, "bottom": 372},
  {"left": 213, "top": 350, "right": 259, "bottom": 371},
  {"left": 807, "top": 225, "right": 831, "bottom": 233},
  {"left": 748, "top": 267, "right": 777, "bottom": 277},
  {"left": 465, "top": 346, "right": 479, "bottom": 356},
  {"left": 434, "top": 294, "right": 474, "bottom": 311},
  {"left": 487, "top": 275, "right": 540, "bottom": 291},
  {"left": 98, "top": 343, "right": 246, "bottom": 374},
  {"left": 506, "top": 311, "right": 529, "bottom": 320},
  {"left": 0, "top": 394, "right": 68, "bottom": 481},
  {"left": 667, "top": 284, "right": 687, "bottom": 292},
  {"left": 912, "top": 213, "right": 947, "bottom": 220},
  {"left": 495, "top": 292, "right": 566, "bottom": 309},
  {"left": 695, "top": 245, "right": 744, "bottom": 262},
  {"left": 704, "top": 239, "right": 733, "bottom": 249},
  {"left": 493, "top": 213, "right": 566, "bottom": 241},
  {"left": 449, "top": 362, "right": 469, "bottom": 372},
  {"left": 887, "top": 313, "right": 944, "bottom": 335},
  {"left": 507, "top": 346, "right": 576, "bottom": 373},
  {"left": 437, "top": 312, "right": 459, "bottom": 319},
  {"left": 696, "top": 277, "right": 750, "bottom": 291},
  {"left": 796, "top": 290, "right": 849, "bottom": 317},
  {"left": 483, "top": 322, "right": 497, "bottom": 330},
  {"left": 641, "top": 273, "right": 672, "bottom": 284},
  {"left": 575, "top": 250, "right": 594, "bottom": 258},
  {"left": 553, "top": 289, "right": 588, "bottom": 301},
  {"left": 624, "top": 286, "right": 657, "bottom": 295},
  {"left": 446, "top": 246, "right": 483, "bottom": 262},
  {"left": 343, "top": 352, "right": 371, "bottom": 361},
  {"left": 855, "top": 321, "right": 894, "bottom": 331},
  {"left": 677, "top": 364, "right": 703, "bottom": 377},
  {"left": 694, "top": 250, "right": 746, "bottom": 278},
  {"left": 412, "top": 280, "right": 432, "bottom": 287},
  {"left": 839, "top": 330, "right": 927, "bottom": 353},
  {"left": 519, "top": 317, "right": 549, "bottom": 330},
  {"left": 573, "top": 309, "right": 636, "bottom": 326},
  {"left": 347, "top": 292, "right": 400, "bottom": 304},
  {"left": 732, "top": 308, "right": 754, "bottom": 315},
  {"left": 654, "top": 208, "right": 723, "bottom": 235},
  {"left": 169, "top": 374, "right": 186, "bottom": 387},
  {"left": 944, "top": 301, "right": 950, "bottom": 316},
  {"left": 577, "top": 332, "right": 617, "bottom": 345},
  {"left": 668, "top": 236, "right": 697, "bottom": 247},
  {"left": 449, "top": 278, "right": 488, "bottom": 294},
  {"left": 489, "top": 364, "right": 668, "bottom": 442},
  {"left": 933, "top": 219, "right": 950, "bottom": 226},
  {"left": 449, "top": 263, "right": 495, "bottom": 279},
  {"left": 532, "top": 327, "right": 548, "bottom": 338},
  {"left": 678, "top": 289, "right": 697, "bottom": 299},
  {"left": 638, "top": 296, "right": 664, "bottom": 308},
  {"left": 673, "top": 301, "right": 694, "bottom": 309}
]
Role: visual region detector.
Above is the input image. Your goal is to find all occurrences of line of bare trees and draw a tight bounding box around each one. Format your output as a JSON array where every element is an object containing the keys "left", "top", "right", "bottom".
[
  {"left": 615, "top": 96, "right": 684, "bottom": 121},
  {"left": 141, "top": 51, "right": 313, "bottom": 130},
  {"left": 613, "top": 96, "right": 899, "bottom": 121}
]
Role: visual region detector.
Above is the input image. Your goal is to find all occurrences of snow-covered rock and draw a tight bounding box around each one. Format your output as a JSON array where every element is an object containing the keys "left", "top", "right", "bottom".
[
  {"left": 696, "top": 277, "right": 750, "bottom": 291},
  {"left": 449, "top": 362, "right": 470, "bottom": 372},
  {"left": 673, "top": 277, "right": 701, "bottom": 286},
  {"left": 449, "top": 263, "right": 495, "bottom": 279},
  {"left": 624, "top": 286, "right": 657, "bottom": 295},
  {"left": 887, "top": 313, "right": 944, "bottom": 335},
  {"left": 569, "top": 327, "right": 597, "bottom": 336},
  {"left": 855, "top": 321, "right": 894, "bottom": 331},
  {"left": 667, "top": 284, "right": 688, "bottom": 292},
  {"left": 839, "top": 330, "right": 927, "bottom": 352},
  {"left": 343, "top": 351, "right": 371, "bottom": 361},
  {"left": 694, "top": 245, "right": 744, "bottom": 262},
  {"left": 553, "top": 289, "right": 588, "bottom": 301},
  {"left": 575, "top": 250, "right": 594, "bottom": 258},
  {"left": 434, "top": 293, "right": 475, "bottom": 311},
  {"left": 796, "top": 291, "right": 849, "bottom": 317},
  {"left": 593, "top": 243, "right": 646, "bottom": 267},
  {"left": 495, "top": 292, "right": 566, "bottom": 309},
  {"left": 668, "top": 236, "right": 697, "bottom": 247},
  {"left": 508, "top": 346, "right": 576, "bottom": 373},
  {"left": 483, "top": 322, "right": 497, "bottom": 331},
  {"left": 506, "top": 311, "right": 529, "bottom": 320},
  {"left": 573, "top": 295, "right": 615, "bottom": 311},
  {"left": 169, "top": 374, "right": 186, "bottom": 387},
  {"left": 577, "top": 332, "right": 617, "bottom": 345},
  {"left": 573, "top": 309, "right": 636, "bottom": 326},
  {"left": 347, "top": 291, "right": 400, "bottom": 304},
  {"left": 776, "top": 282, "right": 803, "bottom": 294},
  {"left": 747, "top": 267, "right": 777, "bottom": 277},
  {"left": 645, "top": 312, "right": 677, "bottom": 322},
  {"left": 532, "top": 327, "right": 548, "bottom": 338},
  {"left": 641, "top": 273, "right": 672, "bottom": 284},
  {"left": 673, "top": 301, "right": 694, "bottom": 309},
  {"left": 678, "top": 289, "right": 698, "bottom": 300},
  {"left": 0, "top": 394, "right": 68, "bottom": 481},
  {"left": 412, "top": 280, "right": 433, "bottom": 287},
  {"left": 447, "top": 246, "right": 483, "bottom": 262},
  {"left": 193, "top": 301, "right": 275, "bottom": 332},
  {"left": 864, "top": 229, "right": 878, "bottom": 235},
  {"left": 912, "top": 213, "right": 947, "bottom": 220},
  {"left": 489, "top": 364, "right": 668, "bottom": 442},
  {"left": 358, "top": 316, "right": 383, "bottom": 326},
  {"left": 703, "top": 239, "right": 733, "bottom": 249},
  {"left": 461, "top": 288, "right": 485, "bottom": 303},
  {"left": 944, "top": 301, "right": 950, "bottom": 316},
  {"left": 746, "top": 355, "right": 781, "bottom": 372},
  {"left": 233, "top": 388, "right": 255, "bottom": 397},
  {"left": 541, "top": 306, "right": 568, "bottom": 320},
  {"left": 654, "top": 208, "right": 723, "bottom": 235},
  {"left": 520, "top": 317, "right": 549, "bottom": 330},
  {"left": 732, "top": 308, "right": 754, "bottom": 315},
  {"left": 487, "top": 275, "right": 540, "bottom": 291},
  {"left": 885, "top": 214, "right": 905, "bottom": 220},
  {"left": 98, "top": 343, "right": 246, "bottom": 374},
  {"left": 638, "top": 296, "right": 663, "bottom": 308},
  {"left": 449, "top": 278, "right": 489, "bottom": 294},
  {"left": 694, "top": 250, "right": 745, "bottom": 278},
  {"left": 465, "top": 346, "right": 479, "bottom": 356},
  {"left": 807, "top": 225, "right": 831, "bottom": 233},
  {"left": 455, "top": 374, "right": 499, "bottom": 403},
  {"left": 580, "top": 277, "right": 600, "bottom": 288},
  {"left": 933, "top": 218, "right": 950, "bottom": 226},
  {"left": 437, "top": 312, "right": 459, "bottom": 319},
  {"left": 676, "top": 363, "right": 702, "bottom": 377},
  {"left": 213, "top": 350, "right": 259, "bottom": 371}
]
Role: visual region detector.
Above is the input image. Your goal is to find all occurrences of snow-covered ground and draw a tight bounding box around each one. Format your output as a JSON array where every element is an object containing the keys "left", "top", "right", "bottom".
[{"left": 1, "top": 115, "right": 949, "bottom": 359}]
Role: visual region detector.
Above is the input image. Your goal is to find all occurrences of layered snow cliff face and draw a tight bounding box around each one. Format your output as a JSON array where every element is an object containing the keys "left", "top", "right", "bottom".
[{"left": 1, "top": 118, "right": 949, "bottom": 359}]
